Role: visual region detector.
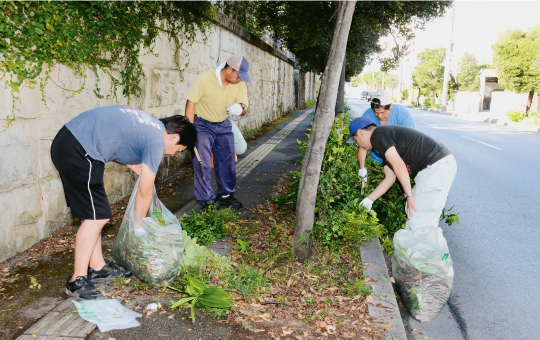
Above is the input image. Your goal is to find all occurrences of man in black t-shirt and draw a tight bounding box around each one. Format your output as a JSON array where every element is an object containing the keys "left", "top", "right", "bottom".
[{"left": 349, "top": 117, "right": 457, "bottom": 230}]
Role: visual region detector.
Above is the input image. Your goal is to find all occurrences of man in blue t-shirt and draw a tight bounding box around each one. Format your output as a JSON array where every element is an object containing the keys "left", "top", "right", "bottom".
[
  {"left": 352, "top": 91, "right": 415, "bottom": 211},
  {"left": 51, "top": 106, "right": 196, "bottom": 300}
]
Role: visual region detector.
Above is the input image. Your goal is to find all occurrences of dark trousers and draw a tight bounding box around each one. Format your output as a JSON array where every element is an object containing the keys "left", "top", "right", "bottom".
[{"left": 192, "top": 116, "right": 236, "bottom": 206}]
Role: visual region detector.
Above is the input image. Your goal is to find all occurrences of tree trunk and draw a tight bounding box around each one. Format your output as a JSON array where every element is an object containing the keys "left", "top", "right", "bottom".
[
  {"left": 293, "top": 0, "right": 357, "bottom": 261},
  {"left": 525, "top": 90, "right": 534, "bottom": 115},
  {"left": 335, "top": 59, "right": 346, "bottom": 117}
]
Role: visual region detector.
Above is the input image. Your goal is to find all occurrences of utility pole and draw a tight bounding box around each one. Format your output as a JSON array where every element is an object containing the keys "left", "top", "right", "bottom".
[{"left": 441, "top": 3, "right": 455, "bottom": 112}]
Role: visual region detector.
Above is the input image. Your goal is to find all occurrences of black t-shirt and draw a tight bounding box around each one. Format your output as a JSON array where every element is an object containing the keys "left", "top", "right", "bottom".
[{"left": 371, "top": 125, "right": 451, "bottom": 177}]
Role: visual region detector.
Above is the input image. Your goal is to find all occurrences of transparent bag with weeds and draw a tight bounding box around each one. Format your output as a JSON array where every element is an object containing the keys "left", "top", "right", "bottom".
[
  {"left": 391, "top": 226, "right": 453, "bottom": 322},
  {"left": 112, "top": 179, "right": 185, "bottom": 285}
]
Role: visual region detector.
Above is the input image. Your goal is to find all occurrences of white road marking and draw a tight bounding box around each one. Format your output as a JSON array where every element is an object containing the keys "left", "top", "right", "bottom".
[
  {"left": 461, "top": 135, "right": 503, "bottom": 150},
  {"left": 418, "top": 120, "right": 438, "bottom": 128}
]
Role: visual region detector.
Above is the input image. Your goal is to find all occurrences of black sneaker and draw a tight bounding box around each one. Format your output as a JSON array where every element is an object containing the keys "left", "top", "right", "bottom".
[
  {"left": 216, "top": 194, "right": 243, "bottom": 209},
  {"left": 66, "top": 275, "right": 106, "bottom": 300},
  {"left": 201, "top": 200, "right": 216, "bottom": 212},
  {"left": 88, "top": 259, "right": 132, "bottom": 283}
]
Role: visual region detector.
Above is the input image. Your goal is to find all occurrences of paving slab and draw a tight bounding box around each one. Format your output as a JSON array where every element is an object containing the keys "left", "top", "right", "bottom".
[{"left": 16, "top": 299, "right": 96, "bottom": 340}]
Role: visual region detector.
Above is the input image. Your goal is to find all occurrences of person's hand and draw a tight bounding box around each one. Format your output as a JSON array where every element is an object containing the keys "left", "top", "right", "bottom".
[
  {"left": 227, "top": 103, "right": 243, "bottom": 116},
  {"left": 406, "top": 195, "right": 417, "bottom": 219},
  {"left": 358, "top": 168, "right": 368, "bottom": 183},
  {"left": 360, "top": 197, "right": 373, "bottom": 211},
  {"left": 126, "top": 163, "right": 142, "bottom": 175}
]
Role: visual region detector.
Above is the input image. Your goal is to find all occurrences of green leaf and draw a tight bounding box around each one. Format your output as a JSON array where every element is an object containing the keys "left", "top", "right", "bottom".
[
  {"left": 187, "top": 275, "right": 207, "bottom": 293},
  {"left": 30, "top": 276, "right": 37, "bottom": 284},
  {"left": 170, "top": 296, "right": 197, "bottom": 309},
  {"left": 197, "top": 287, "right": 232, "bottom": 308}
]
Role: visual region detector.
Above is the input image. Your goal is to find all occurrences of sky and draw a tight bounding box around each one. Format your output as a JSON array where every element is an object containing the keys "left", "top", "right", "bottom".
[
  {"left": 365, "top": 1, "right": 540, "bottom": 83},
  {"left": 413, "top": 0, "right": 540, "bottom": 69}
]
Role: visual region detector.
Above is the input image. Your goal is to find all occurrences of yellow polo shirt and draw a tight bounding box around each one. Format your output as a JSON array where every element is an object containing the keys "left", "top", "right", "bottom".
[{"left": 186, "top": 69, "right": 249, "bottom": 123}]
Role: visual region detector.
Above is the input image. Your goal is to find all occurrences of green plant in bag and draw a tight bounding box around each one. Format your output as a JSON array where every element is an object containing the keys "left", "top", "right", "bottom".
[{"left": 169, "top": 274, "right": 232, "bottom": 323}]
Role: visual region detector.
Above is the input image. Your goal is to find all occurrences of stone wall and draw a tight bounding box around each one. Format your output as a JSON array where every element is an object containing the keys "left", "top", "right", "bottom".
[{"left": 0, "top": 15, "right": 317, "bottom": 262}]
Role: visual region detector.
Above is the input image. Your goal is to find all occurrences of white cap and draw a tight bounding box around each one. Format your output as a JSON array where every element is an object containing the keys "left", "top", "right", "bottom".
[{"left": 371, "top": 90, "right": 392, "bottom": 105}]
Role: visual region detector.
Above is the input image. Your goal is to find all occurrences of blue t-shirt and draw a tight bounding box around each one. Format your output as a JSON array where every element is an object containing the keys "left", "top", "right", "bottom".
[
  {"left": 361, "top": 103, "right": 415, "bottom": 163},
  {"left": 66, "top": 105, "right": 165, "bottom": 174}
]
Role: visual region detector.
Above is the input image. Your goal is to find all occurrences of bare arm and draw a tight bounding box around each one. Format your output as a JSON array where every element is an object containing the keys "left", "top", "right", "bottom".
[
  {"left": 185, "top": 100, "right": 196, "bottom": 123},
  {"left": 384, "top": 146, "right": 417, "bottom": 218},
  {"left": 134, "top": 163, "right": 156, "bottom": 218},
  {"left": 357, "top": 147, "right": 367, "bottom": 169},
  {"left": 367, "top": 165, "right": 396, "bottom": 201}
]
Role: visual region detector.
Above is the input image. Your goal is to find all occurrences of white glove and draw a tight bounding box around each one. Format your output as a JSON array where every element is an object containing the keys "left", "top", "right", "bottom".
[
  {"left": 360, "top": 197, "right": 374, "bottom": 211},
  {"left": 358, "top": 168, "right": 368, "bottom": 183},
  {"left": 227, "top": 103, "right": 243, "bottom": 116}
]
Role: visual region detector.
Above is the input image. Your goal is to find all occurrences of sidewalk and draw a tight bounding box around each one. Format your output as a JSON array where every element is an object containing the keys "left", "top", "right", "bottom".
[{"left": 3, "top": 106, "right": 410, "bottom": 340}]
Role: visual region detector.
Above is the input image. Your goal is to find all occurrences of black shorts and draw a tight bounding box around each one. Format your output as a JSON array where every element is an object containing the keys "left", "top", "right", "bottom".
[{"left": 50, "top": 126, "right": 112, "bottom": 220}]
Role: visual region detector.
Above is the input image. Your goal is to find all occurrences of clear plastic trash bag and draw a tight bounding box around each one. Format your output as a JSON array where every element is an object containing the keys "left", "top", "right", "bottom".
[
  {"left": 112, "top": 179, "right": 185, "bottom": 285},
  {"left": 391, "top": 226, "right": 454, "bottom": 322}
]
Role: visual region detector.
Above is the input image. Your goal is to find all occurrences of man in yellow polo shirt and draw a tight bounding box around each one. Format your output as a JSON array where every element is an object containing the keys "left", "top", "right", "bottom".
[{"left": 185, "top": 54, "right": 250, "bottom": 210}]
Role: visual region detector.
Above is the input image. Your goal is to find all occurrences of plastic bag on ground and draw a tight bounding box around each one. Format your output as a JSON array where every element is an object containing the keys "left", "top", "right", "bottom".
[
  {"left": 112, "top": 179, "right": 185, "bottom": 285},
  {"left": 391, "top": 226, "right": 454, "bottom": 322},
  {"left": 72, "top": 299, "right": 142, "bottom": 332}
]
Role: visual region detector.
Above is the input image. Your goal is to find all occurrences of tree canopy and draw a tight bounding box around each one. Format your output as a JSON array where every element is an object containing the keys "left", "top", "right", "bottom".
[
  {"left": 227, "top": 1, "right": 452, "bottom": 80},
  {"left": 385, "top": 73, "right": 399, "bottom": 91},
  {"left": 492, "top": 25, "right": 540, "bottom": 113},
  {"left": 363, "top": 71, "right": 383, "bottom": 89},
  {"left": 456, "top": 52, "right": 480, "bottom": 91},
  {"left": 412, "top": 47, "right": 446, "bottom": 101}
]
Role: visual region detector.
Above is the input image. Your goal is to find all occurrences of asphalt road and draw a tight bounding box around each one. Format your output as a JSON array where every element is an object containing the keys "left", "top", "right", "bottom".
[{"left": 346, "top": 89, "right": 540, "bottom": 340}]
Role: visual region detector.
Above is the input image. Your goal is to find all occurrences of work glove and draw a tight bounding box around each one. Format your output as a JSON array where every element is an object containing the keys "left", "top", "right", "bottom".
[
  {"left": 358, "top": 168, "right": 368, "bottom": 183},
  {"left": 360, "top": 197, "right": 374, "bottom": 211},
  {"left": 227, "top": 103, "right": 243, "bottom": 116}
]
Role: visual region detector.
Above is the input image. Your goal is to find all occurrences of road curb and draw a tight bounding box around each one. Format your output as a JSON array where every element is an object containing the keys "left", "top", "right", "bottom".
[{"left": 359, "top": 238, "right": 407, "bottom": 339}]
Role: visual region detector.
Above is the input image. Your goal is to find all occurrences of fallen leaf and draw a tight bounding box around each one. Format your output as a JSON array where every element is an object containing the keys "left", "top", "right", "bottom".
[
  {"left": 366, "top": 296, "right": 375, "bottom": 305},
  {"left": 253, "top": 329, "right": 265, "bottom": 333},
  {"left": 283, "top": 329, "right": 293, "bottom": 335},
  {"left": 386, "top": 323, "right": 392, "bottom": 328},
  {"left": 318, "top": 321, "right": 328, "bottom": 329},
  {"left": 167, "top": 314, "right": 174, "bottom": 319}
]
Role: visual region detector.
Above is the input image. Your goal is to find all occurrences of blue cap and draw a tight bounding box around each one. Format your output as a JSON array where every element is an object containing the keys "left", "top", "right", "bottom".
[
  {"left": 346, "top": 117, "right": 375, "bottom": 143},
  {"left": 227, "top": 55, "right": 251, "bottom": 82}
]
